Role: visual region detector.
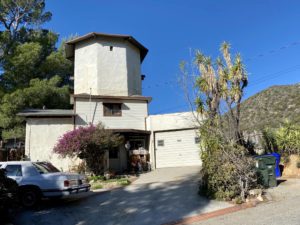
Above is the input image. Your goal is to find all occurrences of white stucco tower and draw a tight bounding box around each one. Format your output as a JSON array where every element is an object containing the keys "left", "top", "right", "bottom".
[
  {"left": 64, "top": 33, "right": 152, "bottom": 172},
  {"left": 65, "top": 32, "right": 148, "bottom": 96}
]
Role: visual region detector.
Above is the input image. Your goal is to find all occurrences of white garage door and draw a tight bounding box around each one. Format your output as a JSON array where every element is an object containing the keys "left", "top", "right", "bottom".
[{"left": 155, "top": 129, "right": 202, "bottom": 168}]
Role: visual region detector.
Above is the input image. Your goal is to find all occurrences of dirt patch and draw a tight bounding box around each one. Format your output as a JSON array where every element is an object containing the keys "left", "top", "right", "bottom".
[{"left": 282, "top": 155, "right": 300, "bottom": 177}]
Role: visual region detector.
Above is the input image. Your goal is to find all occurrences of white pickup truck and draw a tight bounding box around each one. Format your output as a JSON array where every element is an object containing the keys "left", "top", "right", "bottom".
[{"left": 0, "top": 161, "right": 90, "bottom": 207}]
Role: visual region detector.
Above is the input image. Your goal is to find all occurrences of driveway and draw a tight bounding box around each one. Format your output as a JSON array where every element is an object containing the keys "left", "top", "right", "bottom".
[{"left": 14, "top": 166, "right": 231, "bottom": 225}]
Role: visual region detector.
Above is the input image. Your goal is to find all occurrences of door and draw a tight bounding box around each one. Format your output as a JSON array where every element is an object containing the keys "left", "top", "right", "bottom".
[{"left": 155, "top": 129, "right": 202, "bottom": 168}]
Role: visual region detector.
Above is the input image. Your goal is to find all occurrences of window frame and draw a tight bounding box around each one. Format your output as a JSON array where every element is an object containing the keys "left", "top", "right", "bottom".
[
  {"left": 103, "top": 103, "right": 122, "bottom": 117},
  {"left": 195, "top": 137, "right": 200, "bottom": 144},
  {"left": 32, "top": 162, "right": 60, "bottom": 174},
  {"left": 157, "top": 140, "right": 164, "bottom": 147},
  {"left": 5, "top": 164, "right": 23, "bottom": 177}
]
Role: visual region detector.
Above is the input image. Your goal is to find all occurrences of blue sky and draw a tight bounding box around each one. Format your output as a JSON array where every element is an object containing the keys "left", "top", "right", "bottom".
[{"left": 45, "top": 1, "right": 300, "bottom": 114}]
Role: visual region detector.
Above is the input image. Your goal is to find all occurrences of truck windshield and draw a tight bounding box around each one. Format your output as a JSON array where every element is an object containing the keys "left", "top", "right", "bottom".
[{"left": 33, "top": 162, "right": 60, "bottom": 174}]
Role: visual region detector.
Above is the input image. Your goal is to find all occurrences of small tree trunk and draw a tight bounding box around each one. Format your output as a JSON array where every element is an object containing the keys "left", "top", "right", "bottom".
[
  {"left": 104, "top": 151, "right": 109, "bottom": 172},
  {"left": 239, "top": 177, "right": 245, "bottom": 202}
]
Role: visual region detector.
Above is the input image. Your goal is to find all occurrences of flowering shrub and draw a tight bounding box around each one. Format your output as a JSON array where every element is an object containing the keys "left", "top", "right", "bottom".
[
  {"left": 54, "top": 125, "right": 96, "bottom": 157},
  {"left": 54, "top": 123, "right": 123, "bottom": 174}
]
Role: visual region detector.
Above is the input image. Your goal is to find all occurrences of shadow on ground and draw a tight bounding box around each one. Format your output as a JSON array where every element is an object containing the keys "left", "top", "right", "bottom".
[
  {"left": 14, "top": 170, "right": 230, "bottom": 225},
  {"left": 277, "top": 179, "right": 287, "bottom": 186}
]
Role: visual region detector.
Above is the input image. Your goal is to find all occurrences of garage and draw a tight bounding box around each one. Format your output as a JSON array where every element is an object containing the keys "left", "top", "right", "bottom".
[{"left": 155, "top": 129, "right": 202, "bottom": 168}]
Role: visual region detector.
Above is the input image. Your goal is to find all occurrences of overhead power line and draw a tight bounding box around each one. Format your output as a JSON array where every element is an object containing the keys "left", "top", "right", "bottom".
[
  {"left": 248, "top": 64, "right": 300, "bottom": 88},
  {"left": 244, "top": 40, "right": 300, "bottom": 62},
  {"left": 143, "top": 39, "right": 300, "bottom": 91},
  {"left": 152, "top": 64, "right": 300, "bottom": 114}
]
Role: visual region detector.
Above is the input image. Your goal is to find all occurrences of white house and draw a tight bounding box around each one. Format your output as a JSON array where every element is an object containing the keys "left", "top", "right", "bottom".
[{"left": 19, "top": 32, "right": 203, "bottom": 172}]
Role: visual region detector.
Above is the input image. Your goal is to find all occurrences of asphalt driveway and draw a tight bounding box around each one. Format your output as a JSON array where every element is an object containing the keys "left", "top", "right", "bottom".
[{"left": 14, "top": 166, "right": 231, "bottom": 225}]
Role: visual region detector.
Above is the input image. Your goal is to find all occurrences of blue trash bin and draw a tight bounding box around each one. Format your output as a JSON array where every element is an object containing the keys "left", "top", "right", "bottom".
[{"left": 267, "top": 152, "right": 281, "bottom": 177}]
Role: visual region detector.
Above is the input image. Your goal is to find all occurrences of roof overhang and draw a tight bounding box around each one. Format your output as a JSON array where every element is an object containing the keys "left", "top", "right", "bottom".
[
  {"left": 108, "top": 129, "right": 151, "bottom": 135},
  {"left": 65, "top": 32, "right": 148, "bottom": 62},
  {"left": 17, "top": 109, "right": 76, "bottom": 118},
  {"left": 73, "top": 94, "right": 152, "bottom": 103}
]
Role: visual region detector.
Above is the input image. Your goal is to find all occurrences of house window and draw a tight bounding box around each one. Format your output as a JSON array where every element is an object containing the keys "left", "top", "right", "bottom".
[
  {"left": 103, "top": 103, "right": 122, "bottom": 117},
  {"left": 5, "top": 165, "right": 22, "bottom": 176},
  {"left": 109, "top": 148, "right": 119, "bottom": 159},
  {"left": 157, "top": 140, "right": 164, "bottom": 147},
  {"left": 195, "top": 137, "right": 200, "bottom": 144}
]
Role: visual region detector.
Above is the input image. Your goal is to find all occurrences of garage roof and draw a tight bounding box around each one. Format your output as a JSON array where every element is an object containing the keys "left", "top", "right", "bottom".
[{"left": 17, "top": 109, "right": 76, "bottom": 117}]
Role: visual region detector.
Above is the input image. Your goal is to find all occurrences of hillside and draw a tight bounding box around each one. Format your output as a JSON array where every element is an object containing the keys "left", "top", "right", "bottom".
[{"left": 240, "top": 84, "right": 300, "bottom": 131}]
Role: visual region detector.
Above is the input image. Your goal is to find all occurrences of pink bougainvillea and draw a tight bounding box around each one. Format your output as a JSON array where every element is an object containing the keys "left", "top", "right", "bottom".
[
  {"left": 53, "top": 125, "right": 97, "bottom": 158},
  {"left": 53, "top": 123, "right": 123, "bottom": 174}
]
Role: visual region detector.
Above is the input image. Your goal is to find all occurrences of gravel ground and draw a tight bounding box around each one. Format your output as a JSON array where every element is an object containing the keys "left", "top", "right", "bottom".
[{"left": 193, "top": 179, "right": 300, "bottom": 225}]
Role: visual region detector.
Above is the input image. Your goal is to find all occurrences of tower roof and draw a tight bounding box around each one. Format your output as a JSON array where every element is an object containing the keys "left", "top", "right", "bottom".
[{"left": 65, "top": 32, "right": 148, "bottom": 62}]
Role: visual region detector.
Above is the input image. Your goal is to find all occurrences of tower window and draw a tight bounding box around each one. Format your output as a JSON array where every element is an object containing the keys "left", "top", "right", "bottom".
[
  {"left": 103, "top": 103, "right": 122, "bottom": 117},
  {"left": 109, "top": 46, "right": 113, "bottom": 51}
]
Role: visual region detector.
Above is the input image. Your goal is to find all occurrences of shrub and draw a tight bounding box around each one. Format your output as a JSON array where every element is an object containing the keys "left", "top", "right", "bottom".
[
  {"left": 181, "top": 42, "right": 259, "bottom": 202},
  {"left": 261, "top": 121, "right": 300, "bottom": 157},
  {"left": 88, "top": 175, "right": 105, "bottom": 182},
  {"left": 275, "top": 121, "right": 300, "bottom": 156},
  {"left": 91, "top": 184, "right": 103, "bottom": 190},
  {"left": 199, "top": 125, "right": 258, "bottom": 201},
  {"left": 261, "top": 128, "right": 278, "bottom": 153},
  {"left": 54, "top": 123, "right": 123, "bottom": 175}
]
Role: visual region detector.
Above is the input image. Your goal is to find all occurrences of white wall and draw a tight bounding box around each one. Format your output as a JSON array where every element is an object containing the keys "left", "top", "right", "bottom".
[
  {"left": 75, "top": 98, "right": 148, "bottom": 130},
  {"left": 96, "top": 38, "right": 128, "bottom": 96},
  {"left": 146, "top": 112, "right": 203, "bottom": 169},
  {"left": 126, "top": 44, "right": 142, "bottom": 95},
  {"left": 25, "top": 117, "right": 79, "bottom": 171},
  {"left": 74, "top": 37, "right": 142, "bottom": 96},
  {"left": 74, "top": 39, "right": 99, "bottom": 95},
  {"left": 155, "top": 129, "right": 202, "bottom": 168},
  {"left": 146, "top": 112, "right": 202, "bottom": 131}
]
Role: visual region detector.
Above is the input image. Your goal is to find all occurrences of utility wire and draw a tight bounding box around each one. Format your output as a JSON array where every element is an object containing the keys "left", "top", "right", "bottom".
[
  {"left": 244, "top": 40, "right": 300, "bottom": 62},
  {"left": 143, "top": 39, "right": 300, "bottom": 90},
  {"left": 248, "top": 64, "right": 300, "bottom": 88},
  {"left": 152, "top": 65, "right": 300, "bottom": 114}
]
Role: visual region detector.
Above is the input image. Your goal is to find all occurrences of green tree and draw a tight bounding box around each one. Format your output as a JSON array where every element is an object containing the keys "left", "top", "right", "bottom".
[
  {"left": 181, "top": 42, "right": 257, "bottom": 202},
  {"left": 0, "top": 1, "right": 72, "bottom": 91},
  {"left": 0, "top": 1, "right": 74, "bottom": 142},
  {"left": 192, "top": 42, "right": 247, "bottom": 143},
  {"left": 0, "top": 75, "right": 70, "bottom": 140},
  {"left": 1, "top": 30, "right": 73, "bottom": 90},
  {"left": 0, "top": 0, "right": 51, "bottom": 55},
  {"left": 0, "top": 0, "right": 51, "bottom": 33}
]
